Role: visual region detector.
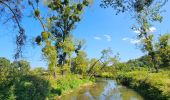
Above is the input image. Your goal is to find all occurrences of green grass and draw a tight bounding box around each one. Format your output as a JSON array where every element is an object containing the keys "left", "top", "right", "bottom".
[
  {"left": 49, "top": 74, "right": 93, "bottom": 98},
  {"left": 116, "top": 71, "right": 170, "bottom": 100}
]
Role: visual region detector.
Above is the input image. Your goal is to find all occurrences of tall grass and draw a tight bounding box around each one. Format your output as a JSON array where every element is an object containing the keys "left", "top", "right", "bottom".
[{"left": 116, "top": 71, "right": 170, "bottom": 100}]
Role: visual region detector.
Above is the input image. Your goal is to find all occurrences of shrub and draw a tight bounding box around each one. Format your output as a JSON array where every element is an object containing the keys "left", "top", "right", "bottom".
[{"left": 116, "top": 71, "right": 170, "bottom": 100}]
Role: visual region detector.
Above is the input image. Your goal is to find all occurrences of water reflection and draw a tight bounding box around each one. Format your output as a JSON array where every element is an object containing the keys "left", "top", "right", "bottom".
[{"left": 60, "top": 79, "right": 144, "bottom": 100}]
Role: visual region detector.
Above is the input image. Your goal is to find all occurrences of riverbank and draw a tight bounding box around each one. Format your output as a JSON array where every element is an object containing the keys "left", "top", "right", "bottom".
[
  {"left": 116, "top": 71, "right": 170, "bottom": 100},
  {"left": 49, "top": 74, "right": 93, "bottom": 99},
  {"left": 55, "top": 82, "right": 94, "bottom": 100}
]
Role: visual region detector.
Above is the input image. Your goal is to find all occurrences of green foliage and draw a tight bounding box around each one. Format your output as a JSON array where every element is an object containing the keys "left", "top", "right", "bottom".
[
  {"left": 34, "top": 9, "right": 40, "bottom": 17},
  {"left": 42, "top": 40, "right": 57, "bottom": 76},
  {"left": 116, "top": 71, "right": 170, "bottom": 100},
  {"left": 49, "top": 74, "right": 92, "bottom": 98},
  {"left": 31, "top": 67, "right": 48, "bottom": 76},
  {"left": 8, "top": 85, "right": 16, "bottom": 100},
  {"left": 14, "top": 75, "right": 50, "bottom": 100},
  {"left": 0, "top": 58, "right": 51, "bottom": 100},
  {"left": 11, "top": 60, "right": 31, "bottom": 76},
  {"left": 72, "top": 51, "right": 88, "bottom": 75},
  {"left": 0, "top": 57, "right": 11, "bottom": 83},
  {"left": 47, "top": 0, "right": 90, "bottom": 69},
  {"left": 32, "top": 0, "right": 90, "bottom": 76},
  {"left": 125, "top": 34, "right": 170, "bottom": 70},
  {"left": 61, "top": 36, "right": 75, "bottom": 53},
  {"left": 155, "top": 34, "right": 170, "bottom": 68},
  {"left": 101, "top": 0, "right": 168, "bottom": 72}
]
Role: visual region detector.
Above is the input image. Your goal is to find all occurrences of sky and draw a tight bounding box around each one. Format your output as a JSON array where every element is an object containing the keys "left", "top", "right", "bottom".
[{"left": 0, "top": 0, "right": 170, "bottom": 68}]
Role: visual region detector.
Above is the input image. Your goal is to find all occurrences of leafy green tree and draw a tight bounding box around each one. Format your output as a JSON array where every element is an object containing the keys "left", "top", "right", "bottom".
[
  {"left": 11, "top": 60, "right": 31, "bottom": 76},
  {"left": 30, "top": 0, "right": 90, "bottom": 76},
  {"left": 88, "top": 58, "right": 102, "bottom": 75},
  {"left": 31, "top": 67, "right": 47, "bottom": 76},
  {"left": 88, "top": 48, "right": 113, "bottom": 77},
  {"left": 0, "top": 58, "right": 51, "bottom": 99},
  {"left": 47, "top": 0, "right": 90, "bottom": 72},
  {"left": 28, "top": 0, "right": 57, "bottom": 77},
  {"left": 14, "top": 75, "right": 50, "bottom": 100},
  {"left": 72, "top": 51, "right": 88, "bottom": 75},
  {"left": 100, "top": 0, "right": 167, "bottom": 72},
  {"left": 155, "top": 34, "right": 170, "bottom": 68},
  {"left": 0, "top": 57, "right": 11, "bottom": 84}
]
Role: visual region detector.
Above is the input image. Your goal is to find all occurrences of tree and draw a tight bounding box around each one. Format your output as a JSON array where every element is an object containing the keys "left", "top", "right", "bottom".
[
  {"left": 32, "top": 0, "right": 90, "bottom": 76},
  {"left": 28, "top": 0, "right": 58, "bottom": 77},
  {"left": 88, "top": 48, "right": 113, "bottom": 77},
  {"left": 0, "top": 0, "right": 26, "bottom": 59},
  {"left": 0, "top": 57, "right": 11, "bottom": 83},
  {"left": 72, "top": 50, "right": 88, "bottom": 75},
  {"left": 11, "top": 60, "right": 31, "bottom": 76},
  {"left": 0, "top": 58, "right": 50, "bottom": 99},
  {"left": 155, "top": 34, "right": 170, "bottom": 68},
  {"left": 48, "top": 0, "right": 90, "bottom": 70},
  {"left": 100, "top": 0, "right": 168, "bottom": 72}
]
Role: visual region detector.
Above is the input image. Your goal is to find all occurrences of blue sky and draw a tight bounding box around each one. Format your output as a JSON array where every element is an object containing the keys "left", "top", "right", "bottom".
[{"left": 0, "top": 1, "right": 169, "bottom": 68}]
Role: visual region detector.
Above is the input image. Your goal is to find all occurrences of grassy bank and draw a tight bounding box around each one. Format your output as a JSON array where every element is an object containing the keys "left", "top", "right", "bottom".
[
  {"left": 116, "top": 71, "right": 170, "bottom": 100},
  {"left": 49, "top": 74, "right": 93, "bottom": 98}
]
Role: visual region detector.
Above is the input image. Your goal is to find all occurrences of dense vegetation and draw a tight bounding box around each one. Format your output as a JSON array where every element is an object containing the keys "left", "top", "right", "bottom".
[
  {"left": 0, "top": 57, "right": 92, "bottom": 99},
  {"left": 0, "top": 0, "right": 169, "bottom": 100},
  {"left": 116, "top": 71, "right": 170, "bottom": 100}
]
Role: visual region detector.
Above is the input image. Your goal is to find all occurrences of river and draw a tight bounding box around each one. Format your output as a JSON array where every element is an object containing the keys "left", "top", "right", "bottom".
[{"left": 60, "top": 79, "right": 144, "bottom": 100}]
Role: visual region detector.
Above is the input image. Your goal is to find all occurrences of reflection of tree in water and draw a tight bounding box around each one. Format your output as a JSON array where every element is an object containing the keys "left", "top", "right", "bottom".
[
  {"left": 119, "top": 87, "right": 143, "bottom": 100},
  {"left": 88, "top": 82, "right": 106, "bottom": 98},
  {"left": 59, "top": 79, "right": 143, "bottom": 100},
  {"left": 100, "top": 80, "right": 121, "bottom": 100}
]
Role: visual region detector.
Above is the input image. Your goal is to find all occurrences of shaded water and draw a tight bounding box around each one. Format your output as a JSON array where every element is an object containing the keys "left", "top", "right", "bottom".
[{"left": 60, "top": 79, "right": 144, "bottom": 100}]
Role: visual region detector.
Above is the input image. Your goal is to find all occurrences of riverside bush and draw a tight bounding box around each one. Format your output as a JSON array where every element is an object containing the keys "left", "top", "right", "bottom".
[
  {"left": 49, "top": 74, "right": 92, "bottom": 98},
  {"left": 116, "top": 71, "right": 170, "bottom": 100}
]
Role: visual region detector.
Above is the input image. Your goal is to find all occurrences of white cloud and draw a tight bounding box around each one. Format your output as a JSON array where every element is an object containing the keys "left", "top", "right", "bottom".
[
  {"left": 149, "top": 27, "right": 156, "bottom": 33},
  {"left": 122, "top": 37, "right": 141, "bottom": 44},
  {"left": 93, "top": 34, "right": 112, "bottom": 42},
  {"left": 104, "top": 34, "right": 112, "bottom": 41},
  {"left": 94, "top": 36, "right": 102, "bottom": 40},
  {"left": 133, "top": 30, "right": 141, "bottom": 34}
]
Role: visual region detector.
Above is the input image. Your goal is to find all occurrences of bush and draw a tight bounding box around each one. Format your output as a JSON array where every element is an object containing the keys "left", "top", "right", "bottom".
[
  {"left": 116, "top": 71, "right": 170, "bottom": 100},
  {"left": 0, "top": 58, "right": 51, "bottom": 100},
  {"left": 49, "top": 74, "right": 92, "bottom": 98},
  {"left": 15, "top": 75, "right": 51, "bottom": 100}
]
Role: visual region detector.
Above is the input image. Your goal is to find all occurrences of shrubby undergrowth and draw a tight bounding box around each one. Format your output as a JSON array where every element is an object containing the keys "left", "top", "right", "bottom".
[
  {"left": 116, "top": 71, "right": 170, "bottom": 100},
  {"left": 49, "top": 74, "right": 92, "bottom": 98},
  {"left": 0, "top": 57, "right": 92, "bottom": 100}
]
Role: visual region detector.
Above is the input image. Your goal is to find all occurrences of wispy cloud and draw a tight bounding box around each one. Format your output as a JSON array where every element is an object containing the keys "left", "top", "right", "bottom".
[
  {"left": 122, "top": 37, "right": 141, "bottom": 44},
  {"left": 94, "top": 36, "right": 102, "bottom": 40},
  {"left": 133, "top": 30, "right": 141, "bottom": 34},
  {"left": 149, "top": 27, "right": 156, "bottom": 33},
  {"left": 104, "top": 34, "right": 112, "bottom": 41},
  {"left": 93, "top": 34, "right": 112, "bottom": 42}
]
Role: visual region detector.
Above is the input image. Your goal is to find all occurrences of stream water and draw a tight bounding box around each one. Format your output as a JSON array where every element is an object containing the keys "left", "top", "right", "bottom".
[{"left": 60, "top": 79, "right": 144, "bottom": 100}]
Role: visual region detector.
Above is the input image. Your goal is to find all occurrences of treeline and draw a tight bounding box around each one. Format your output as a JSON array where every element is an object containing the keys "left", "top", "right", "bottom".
[
  {"left": 127, "top": 34, "right": 170, "bottom": 70},
  {"left": 0, "top": 58, "right": 50, "bottom": 99},
  {"left": 0, "top": 57, "right": 93, "bottom": 99}
]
